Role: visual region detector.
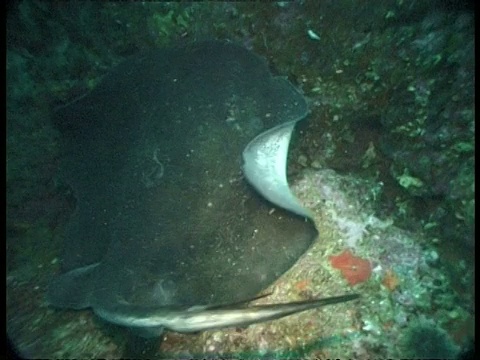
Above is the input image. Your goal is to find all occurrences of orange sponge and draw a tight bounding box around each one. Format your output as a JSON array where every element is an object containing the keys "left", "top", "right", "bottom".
[{"left": 330, "top": 249, "right": 372, "bottom": 286}]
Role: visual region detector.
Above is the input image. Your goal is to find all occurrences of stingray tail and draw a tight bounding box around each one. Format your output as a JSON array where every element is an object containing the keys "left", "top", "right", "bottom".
[{"left": 175, "top": 293, "right": 362, "bottom": 332}]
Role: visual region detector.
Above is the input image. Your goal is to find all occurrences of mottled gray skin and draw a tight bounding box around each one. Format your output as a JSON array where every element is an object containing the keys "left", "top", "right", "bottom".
[{"left": 49, "top": 41, "right": 323, "bottom": 336}]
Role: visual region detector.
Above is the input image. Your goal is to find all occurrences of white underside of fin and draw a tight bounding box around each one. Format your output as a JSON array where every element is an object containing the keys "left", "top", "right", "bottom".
[{"left": 242, "top": 121, "right": 312, "bottom": 219}]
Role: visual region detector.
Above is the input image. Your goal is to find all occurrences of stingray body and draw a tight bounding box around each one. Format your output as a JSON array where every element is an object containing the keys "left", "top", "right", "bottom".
[{"left": 48, "top": 41, "right": 355, "bottom": 334}]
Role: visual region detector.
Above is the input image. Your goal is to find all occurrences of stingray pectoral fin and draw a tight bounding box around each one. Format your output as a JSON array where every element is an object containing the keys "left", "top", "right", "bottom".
[
  {"left": 243, "top": 120, "right": 313, "bottom": 219},
  {"left": 46, "top": 262, "right": 100, "bottom": 310}
]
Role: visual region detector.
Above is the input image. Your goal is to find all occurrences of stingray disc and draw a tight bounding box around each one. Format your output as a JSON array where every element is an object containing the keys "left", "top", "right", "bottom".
[{"left": 49, "top": 41, "right": 317, "bottom": 313}]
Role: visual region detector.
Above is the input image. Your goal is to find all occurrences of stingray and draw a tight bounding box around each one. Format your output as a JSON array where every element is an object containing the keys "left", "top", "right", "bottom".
[{"left": 48, "top": 41, "right": 358, "bottom": 335}]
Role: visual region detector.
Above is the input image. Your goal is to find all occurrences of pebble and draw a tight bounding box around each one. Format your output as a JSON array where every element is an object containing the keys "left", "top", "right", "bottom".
[{"left": 298, "top": 155, "right": 308, "bottom": 167}]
